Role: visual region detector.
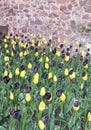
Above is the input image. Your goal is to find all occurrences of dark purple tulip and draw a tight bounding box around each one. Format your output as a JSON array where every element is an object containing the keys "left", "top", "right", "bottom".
[
  {"left": 79, "top": 43, "right": 82, "bottom": 47},
  {"left": 37, "top": 64, "right": 40, "bottom": 69},
  {"left": 21, "top": 47, "right": 26, "bottom": 51},
  {"left": 44, "top": 116, "right": 50, "bottom": 124},
  {"left": 20, "top": 65, "right": 25, "bottom": 70},
  {"left": 34, "top": 58, "right": 37, "bottom": 62},
  {"left": 35, "top": 41, "right": 38, "bottom": 46},
  {"left": 25, "top": 87, "right": 31, "bottom": 93},
  {"left": 83, "top": 61, "right": 87, "bottom": 66},
  {"left": 58, "top": 63, "right": 64, "bottom": 69},
  {"left": 13, "top": 49, "right": 17, "bottom": 54},
  {"left": 82, "top": 72, "right": 86, "bottom": 77},
  {"left": 82, "top": 86, "right": 87, "bottom": 91},
  {"left": 80, "top": 56, "right": 83, "bottom": 61},
  {"left": 33, "top": 67, "right": 38, "bottom": 73},
  {"left": 69, "top": 69, "right": 73, "bottom": 75},
  {"left": 74, "top": 101, "right": 79, "bottom": 107},
  {"left": 35, "top": 48, "right": 38, "bottom": 52},
  {"left": 70, "top": 45, "right": 72, "bottom": 49},
  {"left": 21, "top": 35, "right": 24, "bottom": 37},
  {"left": 3, "top": 76, "right": 10, "bottom": 84},
  {"left": 14, "top": 82, "right": 19, "bottom": 89},
  {"left": 42, "top": 48, "right": 46, "bottom": 52},
  {"left": 56, "top": 89, "right": 64, "bottom": 97},
  {"left": 71, "top": 78, "right": 76, "bottom": 84},
  {"left": 50, "top": 60, "right": 55, "bottom": 67},
  {"left": 67, "top": 48, "right": 70, "bottom": 51},
  {"left": 25, "top": 55, "right": 29, "bottom": 60},
  {"left": 69, "top": 58, "right": 72, "bottom": 64},
  {"left": 58, "top": 76, "right": 62, "bottom": 82},
  {"left": 10, "top": 33, "right": 13, "bottom": 37},
  {"left": 86, "top": 53, "right": 89, "bottom": 57},
  {"left": 66, "top": 52, "right": 70, "bottom": 56},
  {"left": 52, "top": 48, "right": 56, "bottom": 54},
  {"left": 47, "top": 42, "right": 50, "bottom": 46},
  {"left": 44, "top": 74, "right": 48, "bottom": 79},
  {"left": 30, "top": 46, "right": 34, "bottom": 50},
  {"left": 13, "top": 111, "right": 21, "bottom": 120},
  {"left": 61, "top": 54, "right": 65, "bottom": 59},
  {"left": 32, "top": 113, "right": 36, "bottom": 122},
  {"left": 60, "top": 44, "right": 63, "bottom": 48},
  {"left": 55, "top": 120, "right": 60, "bottom": 126},
  {"left": 25, "top": 36, "right": 27, "bottom": 39},
  {"left": 61, "top": 49, "right": 65, "bottom": 54},
  {"left": 10, "top": 110, "right": 21, "bottom": 120},
  {"left": 44, "top": 92, "right": 51, "bottom": 100},
  {"left": 75, "top": 49, "right": 78, "bottom": 52},
  {"left": 9, "top": 60, "right": 13, "bottom": 66}
]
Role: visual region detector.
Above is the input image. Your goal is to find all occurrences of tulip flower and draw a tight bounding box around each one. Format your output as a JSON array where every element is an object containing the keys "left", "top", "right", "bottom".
[
  {"left": 38, "top": 101, "right": 46, "bottom": 112},
  {"left": 33, "top": 73, "right": 39, "bottom": 84},
  {"left": 40, "top": 87, "right": 46, "bottom": 96},
  {"left": 73, "top": 100, "right": 79, "bottom": 111},
  {"left": 38, "top": 120, "right": 45, "bottom": 130},
  {"left": 60, "top": 92, "right": 66, "bottom": 102},
  {"left": 10, "top": 91, "right": 14, "bottom": 100}
]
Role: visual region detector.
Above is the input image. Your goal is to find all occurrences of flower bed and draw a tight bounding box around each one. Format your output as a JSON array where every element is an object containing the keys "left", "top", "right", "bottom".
[{"left": 0, "top": 34, "right": 91, "bottom": 130}]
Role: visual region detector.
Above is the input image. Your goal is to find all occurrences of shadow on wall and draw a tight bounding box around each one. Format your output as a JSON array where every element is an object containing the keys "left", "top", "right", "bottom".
[{"left": 0, "top": 25, "right": 8, "bottom": 39}]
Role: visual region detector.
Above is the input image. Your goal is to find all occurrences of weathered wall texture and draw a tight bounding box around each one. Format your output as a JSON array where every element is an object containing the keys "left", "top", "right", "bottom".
[{"left": 0, "top": 0, "right": 91, "bottom": 41}]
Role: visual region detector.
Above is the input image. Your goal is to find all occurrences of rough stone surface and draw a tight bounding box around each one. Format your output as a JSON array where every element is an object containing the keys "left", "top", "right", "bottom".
[{"left": 0, "top": 0, "right": 91, "bottom": 43}]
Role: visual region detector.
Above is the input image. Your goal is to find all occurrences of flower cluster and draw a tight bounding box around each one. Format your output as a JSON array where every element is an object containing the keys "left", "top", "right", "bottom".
[{"left": 0, "top": 33, "right": 91, "bottom": 130}]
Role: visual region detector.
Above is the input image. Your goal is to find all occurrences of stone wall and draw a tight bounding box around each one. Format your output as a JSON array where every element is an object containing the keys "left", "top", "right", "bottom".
[{"left": 0, "top": 0, "right": 91, "bottom": 41}]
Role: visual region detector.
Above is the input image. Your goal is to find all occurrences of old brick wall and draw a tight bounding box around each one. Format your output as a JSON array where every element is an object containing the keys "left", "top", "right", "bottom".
[{"left": 0, "top": 0, "right": 91, "bottom": 41}]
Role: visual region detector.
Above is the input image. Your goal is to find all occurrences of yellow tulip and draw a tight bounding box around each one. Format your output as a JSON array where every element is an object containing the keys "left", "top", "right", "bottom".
[
  {"left": 75, "top": 41, "right": 79, "bottom": 46},
  {"left": 88, "top": 112, "right": 91, "bottom": 121},
  {"left": 65, "top": 55, "right": 70, "bottom": 61},
  {"left": 46, "top": 57, "right": 49, "bottom": 62},
  {"left": 10, "top": 92, "right": 14, "bottom": 100},
  {"left": 20, "top": 70, "right": 26, "bottom": 78},
  {"left": 53, "top": 75, "right": 57, "bottom": 82},
  {"left": 35, "top": 52, "right": 39, "bottom": 57},
  {"left": 84, "top": 64, "right": 88, "bottom": 69},
  {"left": 4, "top": 56, "right": 9, "bottom": 62},
  {"left": 73, "top": 105, "right": 79, "bottom": 111},
  {"left": 39, "top": 101, "right": 46, "bottom": 112},
  {"left": 39, "top": 57, "right": 42, "bottom": 62},
  {"left": 25, "top": 93, "right": 31, "bottom": 102},
  {"left": 64, "top": 39, "right": 67, "bottom": 44},
  {"left": 19, "top": 52, "right": 23, "bottom": 57},
  {"left": 60, "top": 93, "right": 66, "bottom": 102},
  {"left": 4, "top": 44, "right": 8, "bottom": 48},
  {"left": 69, "top": 72, "right": 76, "bottom": 80},
  {"left": 82, "top": 73, "right": 88, "bottom": 81},
  {"left": 4, "top": 39, "right": 7, "bottom": 43},
  {"left": 48, "top": 72, "right": 53, "bottom": 79},
  {"left": 4, "top": 70, "right": 8, "bottom": 76},
  {"left": 5, "top": 35, "right": 10, "bottom": 39},
  {"left": 33, "top": 73, "right": 39, "bottom": 84},
  {"left": 38, "top": 120, "right": 45, "bottom": 130},
  {"left": 64, "top": 68, "right": 68, "bottom": 76},
  {"left": 9, "top": 72, "right": 12, "bottom": 79},
  {"left": 28, "top": 63, "right": 32, "bottom": 69},
  {"left": 80, "top": 50, "right": 85, "bottom": 57},
  {"left": 40, "top": 87, "right": 46, "bottom": 96},
  {"left": 57, "top": 38, "right": 61, "bottom": 43},
  {"left": 45, "top": 63, "right": 49, "bottom": 69},
  {"left": 15, "top": 68, "right": 20, "bottom": 75},
  {"left": 56, "top": 51, "right": 61, "bottom": 57}
]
